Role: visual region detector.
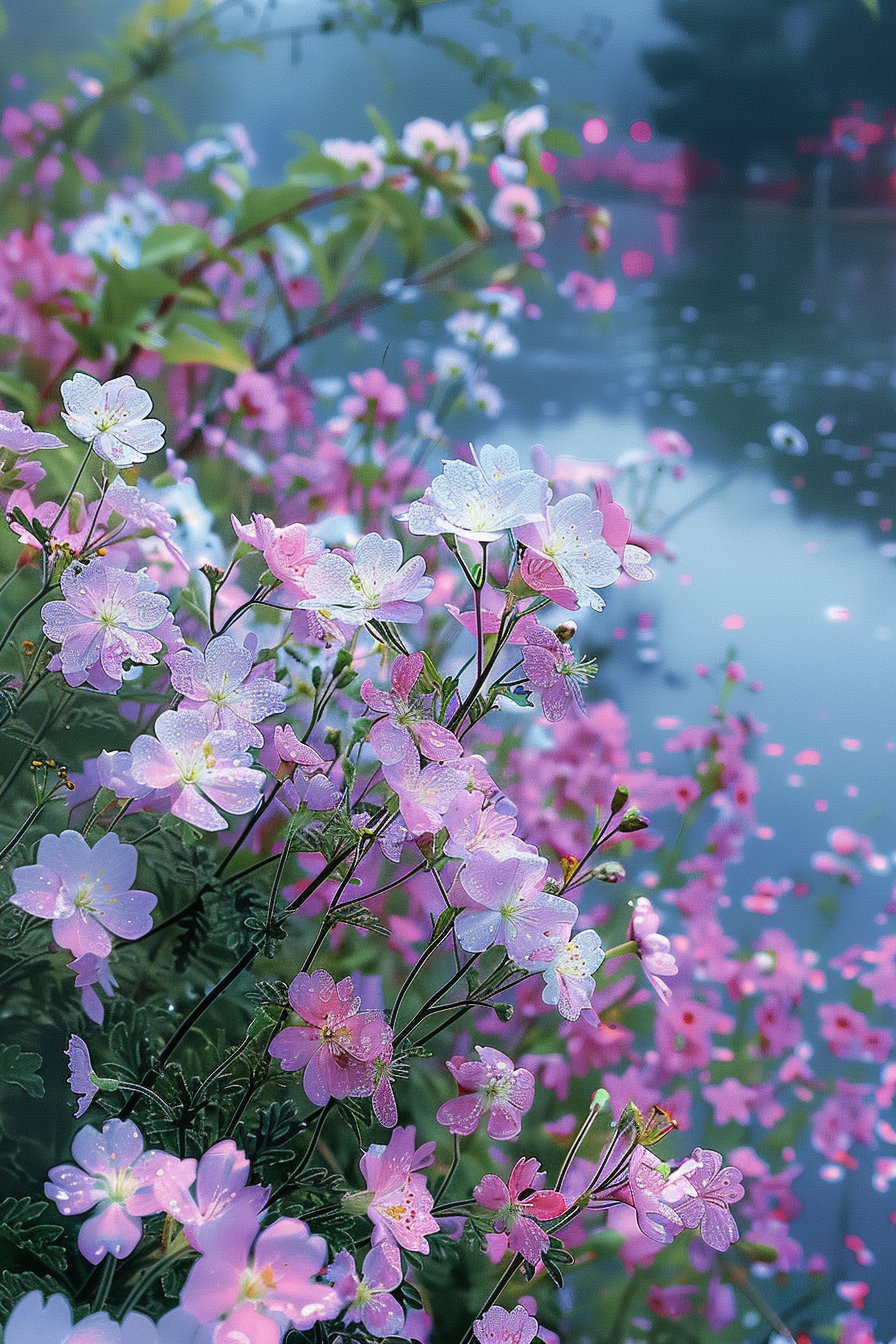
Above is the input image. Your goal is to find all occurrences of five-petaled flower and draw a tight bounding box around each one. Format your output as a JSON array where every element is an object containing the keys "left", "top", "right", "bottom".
[
  {"left": 42, "top": 559, "right": 178, "bottom": 693},
  {"left": 45, "top": 1119, "right": 185, "bottom": 1263},
  {"left": 473, "top": 1156, "right": 566, "bottom": 1264},
  {"left": 168, "top": 634, "right": 286, "bottom": 748},
  {"left": 361, "top": 651, "right": 462, "bottom": 766},
  {"left": 436, "top": 1046, "right": 535, "bottom": 1140},
  {"left": 269, "top": 969, "right": 393, "bottom": 1106},
  {"left": 296, "top": 532, "right": 432, "bottom": 628},
  {"left": 61, "top": 373, "right": 166, "bottom": 467},
  {"left": 357, "top": 1125, "right": 439, "bottom": 1254},
  {"left": 10, "top": 829, "right": 155, "bottom": 957}
]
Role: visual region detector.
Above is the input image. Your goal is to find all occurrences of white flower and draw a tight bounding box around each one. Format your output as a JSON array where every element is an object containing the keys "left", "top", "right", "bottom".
[
  {"left": 61, "top": 374, "right": 165, "bottom": 468},
  {"left": 404, "top": 443, "right": 549, "bottom": 544},
  {"left": 515, "top": 493, "right": 620, "bottom": 610},
  {"left": 534, "top": 929, "right": 605, "bottom": 1021},
  {"left": 503, "top": 105, "right": 548, "bottom": 155},
  {"left": 295, "top": 532, "right": 432, "bottom": 627},
  {"left": 445, "top": 311, "right": 518, "bottom": 358}
]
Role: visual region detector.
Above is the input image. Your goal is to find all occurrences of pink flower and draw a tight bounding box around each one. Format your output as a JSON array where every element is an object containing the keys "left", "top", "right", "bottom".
[
  {"left": 490, "top": 185, "right": 541, "bottom": 232},
  {"left": 628, "top": 897, "right": 678, "bottom": 1004},
  {"left": 671, "top": 1148, "right": 744, "bottom": 1252},
  {"left": 153, "top": 1139, "right": 270, "bottom": 1251},
  {"left": 273, "top": 725, "right": 340, "bottom": 811},
  {"left": 473, "top": 1303, "right": 539, "bottom": 1344},
  {"left": 42, "top": 559, "right": 178, "bottom": 693},
  {"left": 557, "top": 271, "right": 616, "bottom": 313},
  {"left": 340, "top": 368, "right": 408, "bottom": 426},
  {"left": 382, "top": 751, "right": 467, "bottom": 836},
  {"left": 328, "top": 1242, "right": 405, "bottom": 1338},
  {"left": 647, "top": 1284, "right": 697, "bottom": 1319},
  {"left": 605, "top": 1146, "right": 690, "bottom": 1245},
  {"left": 45, "top": 1119, "right": 184, "bottom": 1263},
  {"left": 473, "top": 1157, "right": 566, "bottom": 1264},
  {"left": 361, "top": 652, "right": 462, "bottom": 765},
  {"left": 400, "top": 117, "right": 469, "bottom": 169},
  {"left": 100, "top": 708, "right": 265, "bottom": 831},
  {"left": 358, "top": 1125, "right": 439, "bottom": 1253},
  {"left": 456, "top": 849, "right": 576, "bottom": 963},
  {"left": 0, "top": 223, "right": 94, "bottom": 369},
  {"left": 180, "top": 1214, "right": 342, "bottom": 1336},
  {"left": 223, "top": 370, "right": 287, "bottom": 434},
  {"left": 320, "top": 138, "right": 385, "bottom": 188},
  {"left": 65, "top": 1035, "right": 97, "bottom": 1118},
  {"left": 168, "top": 635, "right": 286, "bottom": 748},
  {"left": 269, "top": 970, "right": 392, "bottom": 1106},
  {"left": 230, "top": 512, "right": 325, "bottom": 601},
  {"left": 61, "top": 373, "right": 166, "bottom": 468},
  {"left": 10, "top": 829, "right": 155, "bottom": 957},
  {"left": 436, "top": 1046, "right": 535, "bottom": 1140},
  {"left": 522, "top": 626, "right": 594, "bottom": 722}
]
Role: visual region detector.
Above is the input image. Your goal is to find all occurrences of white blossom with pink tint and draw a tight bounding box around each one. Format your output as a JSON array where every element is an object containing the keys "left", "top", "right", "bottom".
[
  {"left": 0, "top": 409, "right": 64, "bottom": 455},
  {"left": 361, "top": 651, "right": 462, "bottom": 765},
  {"left": 531, "top": 929, "right": 606, "bottom": 1021},
  {"left": 405, "top": 443, "right": 548, "bottom": 544},
  {"left": 400, "top": 117, "right": 469, "bottom": 169},
  {"left": 61, "top": 373, "right": 165, "bottom": 467},
  {"left": 231, "top": 512, "right": 325, "bottom": 601},
  {"left": 100, "top": 708, "right": 265, "bottom": 831},
  {"left": 515, "top": 493, "right": 621, "bottom": 611},
  {"left": 321, "top": 138, "right": 385, "bottom": 188},
  {"left": 629, "top": 897, "right": 678, "bottom": 1004},
  {"left": 296, "top": 533, "right": 432, "bottom": 627},
  {"left": 503, "top": 106, "right": 548, "bottom": 154},
  {"left": 168, "top": 635, "right": 286, "bottom": 748}
]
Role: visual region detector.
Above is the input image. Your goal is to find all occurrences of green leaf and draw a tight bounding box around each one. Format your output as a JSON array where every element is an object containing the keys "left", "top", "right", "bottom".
[
  {"left": 0, "top": 372, "right": 38, "bottom": 420},
  {"left": 139, "top": 223, "right": 210, "bottom": 267},
  {"left": 542, "top": 127, "right": 583, "bottom": 158},
  {"left": 160, "top": 315, "right": 252, "bottom": 373},
  {"left": 0, "top": 1044, "right": 44, "bottom": 1097},
  {"left": 96, "top": 264, "right": 178, "bottom": 329},
  {"left": 235, "top": 182, "right": 311, "bottom": 235}
]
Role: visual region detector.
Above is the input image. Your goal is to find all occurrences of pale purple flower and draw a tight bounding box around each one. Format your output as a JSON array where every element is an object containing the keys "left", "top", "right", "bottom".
[
  {"left": 405, "top": 444, "right": 548, "bottom": 544},
  {"left": 606, "top": 1146, "right": 692, "bottom": 1245},
  {"left": 273, "top": 724, "right": 340, "bottom": 811},
  {"left": 42, "top": 559, "right": 177, "bottom": 693},
  {"left": 382, "top": 751, "right": 467, "bottom": 836},
  {"left": 0, "top": 408, "right": 64, "bottom": 455},
  {"left": 10, "top": 829, "right": 156, "bottom": 957},
  {"left": 515, "top": 493, "right": 621, "bottom": 611},
  {"left": 669, "top": 1148, "right": 744, "bottom": 1252},
  {"left": 66, "top": 1034, "right": 98, "bottom": 1118},
  {"left": 328, "top": 1243, "right": 405, "bottom": 1338},
  {"left": 361, "top": 651, "right": 462, "bottom": 765},
  {"left": 68, "top": 952, "right": 117, "bottom": 1024},
  {"left": 296, "top": 533, "right": 432, "bottom": 627},
  {"left": 358, "top": 1125, "right": 439, "bottom": 1254},
  {"left": 168, "top": 635, "right": 286, "bottom": 748},
  {"left": 531, "top": 929, "right": 605, "bottom": 1021},
  {"left": 473, "top": 1157, "right": 566, "bottom": 1264},
  {"left": 100, "top": 708, "right": 265, "bottom": 832},
  {"left": 503, "top": 105, "right": 548, "bottom": 154},
  {"left": 456, "top": 848, "right": 576, "bottom": 963},
  {"left": 628, "top": 896, "right": 678, "bottom": 1004},
  {"left": 269, "top": 970, "right": 392, "bottom": 1106},
  {"left": 436, "top": 1046, "right": 535, "bottom": 1140},
  {"left": 2, "top": 1291, "right": 194, "bottom": 1344},
  {"left": 61, "top": 373, "right": 165, "bottom": 467},
  {"left": 101, "top": 474, "right": 177, "bottom": 539},
  {"left": 179, "top": 1215, "right": 341, "bottom": 1337},
  {"left": 473, "top": 1303, "right": 539, "bottom": 1344},
  {"left": 522, "top": 626, "right": 596, "bottom": 722},
  {"left": 153, "top": 1139, "right": 270, "bottom": 1252},
  {"left": 45, "top": 1119, "right": 186, "bottom": 1263}
]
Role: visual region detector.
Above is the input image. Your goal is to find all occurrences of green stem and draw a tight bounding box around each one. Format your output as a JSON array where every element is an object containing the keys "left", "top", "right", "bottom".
[
  {"left": 458, "top": 1255, "right": 522, "bottom": 1344},
  {"left": 293, "top": 1100, "right": 333, "bottom": 1179},
  {"left": 433, "top": 1133, "right": 461, "bottom": 1206},
  {"left": 91, "top": 1255, "right": 116, "bottom": 1312},
  {"left": 389, "top": 908, "right": 457, "bottom": 1027}
]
